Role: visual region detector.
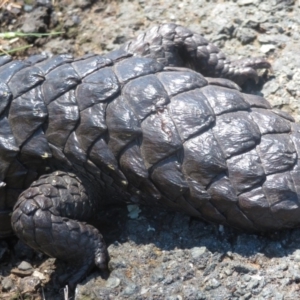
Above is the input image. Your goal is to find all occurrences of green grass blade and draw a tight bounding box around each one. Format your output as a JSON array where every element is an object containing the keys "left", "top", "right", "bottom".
[
  {"left": 0, "top": 31, "right": 64, "bottom": 39},
  {"left": 0, "top": 44, "right": 33, "bottom": 56}
]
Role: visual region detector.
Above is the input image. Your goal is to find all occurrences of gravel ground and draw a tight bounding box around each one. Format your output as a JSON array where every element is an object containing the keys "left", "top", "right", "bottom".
[{"left": 1, "top": 0, "right": 300, "bottom": 299}]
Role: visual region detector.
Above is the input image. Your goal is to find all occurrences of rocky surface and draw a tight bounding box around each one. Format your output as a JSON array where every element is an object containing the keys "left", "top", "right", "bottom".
[{"left": 1, "top": 0, "right": 300, "bottom": 299}]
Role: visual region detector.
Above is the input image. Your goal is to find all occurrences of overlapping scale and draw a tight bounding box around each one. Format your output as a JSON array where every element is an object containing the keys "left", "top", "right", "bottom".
[
  {"left": 76, "top": 67, "right": 119, "bottom": 111},
  {"left": 168, "top": 88, "right": 215, "bottom": 141},
  {"left": 140, "top": 108, "right": 182, "bottom": 167},
  {"left": 257, "top": 134, "right": 297, "bottom": 175},
  {"left": 9, "top": 87, "right": 48, "bottom": 147},
  {"left": 106, "top": 96, "right": 142, "bottom": 156},
  {"left": 157, "top": 70, "right": 207, "bottom": 96},
  {"left": 45, "top": 90, "right": 79, "bottom": 150},
  {"left": 213, "top": 111, "right": 260, "bottom": 158},
  {"left": 182, "top": 130, "right": 227, "bottom": 187},
  {"left": 201, "top": 85, "right": 250, "bottom": 115},
  {"left": 114, "top": 56, "right": 164, "bottom": 83},
  {"left": 42, "top": 64, "right": 80, "bottom": 105},
  {"left": 123, "top": 74, "right": 169, "bottom": 121}
]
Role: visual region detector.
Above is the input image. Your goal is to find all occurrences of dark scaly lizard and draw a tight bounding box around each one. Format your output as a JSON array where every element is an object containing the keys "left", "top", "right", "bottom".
[{"left": 2, "top": 24, "right": 298, "bottom": 288}]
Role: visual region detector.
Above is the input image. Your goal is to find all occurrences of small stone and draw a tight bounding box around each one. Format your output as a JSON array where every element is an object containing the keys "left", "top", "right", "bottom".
[
  {"left": 163, "top": 274, "right": 174, "bottom": 285},
  {"left": 190, "top": 247, "right": 207, "bottom": 259},
  {"left": 287, "top": 81, "right": 299, "bottom": 97},
  {"left": 238, "top": 0, "right": 258, "bottom": 5},
  {"left": 248, "top": 279, "right": 259, "bottom": 289},
  {"left": 243, "top": 274, "right": 251, "bottom": 282},
  {"left": 23, "top": 4, "right": 34, "bottom": 12},
  {"left": 258, "top": 33, "right": 289, "bottom": 46},
  {"left": 263, "top": 80, "right": 280, "bottom": 96},
  {"left": 167, "top": 295, "right": 183, "bottom": 300},
  {"left": 278, "top": 263, "right": 288, "bottom": 271},
  {"left": 224, "top": 267, "right": 234, "bottom": 276},
  {"left": 18, "top": 261, "right": 33, "bottom": 271},
  {"left": 127, "top": 204, "right": 141, "bottom": 219},
  {"left": 260, "top": 287, "right": 274, "bottom": 298},
  {"left": 236, "top": 27, "right": 257, "bottom": 45},
  {"left": 140, "top": 286, "right": 149, "bottom": 295},
  {"left": 73, "top": 0, "right": 94, "bottom": 9},
  {"left": 233, "top": 262, "right": 259, "bottom": 275},
  {"left": 205, "top": 278, "right": 221, "bottom": 290},
  {"left": 151, "top": 267, "right": 164, "bottom": 283},
  {"left": 108, "top": 256, "right": 127, "bottom": 269},
  {"left": 243, "top": 293, "right": 252, "bottom": 300},
  {"left": 20, "top": 7, "right": 49, "bottom": 33},
  {"left": 11, "top": 261, "right": 34, "bottom": 277},
  {"left": 291, "top": 270, "right": 300, "bottom": 281},
  {"left": 226, "top": 251, "right": 234, "bottom": 258},
  {"left": 32, "top": 270, "right": 46, "bottom": 280},
  {"left": 293, "top": 249, "right": 300, "bottom": 262},
  {"left": 273, "top": 292, "right": 284, "bottom": 300},
  {"left": 260, "top": 44, "right": 276, "bottom": 53},
  {"left": 243, "top": 19, "right": 260, "bottom": 29},
  {"left": 182, "top": 286, "right": 202, "bottom": 299},
  {"left": 105, "top": 277, "right": 121, "bottom": 288},
  {"left": 19, "top": 276, "right": 40, "bottom": 293},
  {"left": 122, "top": 283, "right": 138, "bottom": 295},
  {"left": 1, "top": 277, "right": 13, "bottom": 291}
]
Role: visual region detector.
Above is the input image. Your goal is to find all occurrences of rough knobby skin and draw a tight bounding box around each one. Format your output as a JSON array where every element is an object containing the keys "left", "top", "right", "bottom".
[{"left": 0, "top": 23, "right": 298, "bottom": 286}]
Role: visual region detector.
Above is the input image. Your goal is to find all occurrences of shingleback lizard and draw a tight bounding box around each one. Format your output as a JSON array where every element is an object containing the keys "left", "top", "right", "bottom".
[{"left": 1, "top": 23, "right": 298, "bottom": 287}]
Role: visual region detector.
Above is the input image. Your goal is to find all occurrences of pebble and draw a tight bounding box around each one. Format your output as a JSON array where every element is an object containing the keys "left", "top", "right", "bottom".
[
  {"left": 262, "top": 80, "right": 280, "bottom": 96},
  {"left": 10, "top": 261, "right": 34, "bottom": 277},
  {"left": 32, "top": 270, "right": 46, "bottom": 280},
  {"left": 237, "top": 0, "right": 258, "bottom": 6},
  {"left": 258, "top": 34, "right": 290, "bottom": 45},
  {"left": 18, "top": 261, "right": 33, "bottom": 271},
  {"left": 1, "top": 277, "right": 13, "bottom": 291},
  {"left": 260, "top": 44, "right": 276, "bottom": 53},
  {"left": 105, "top": 277, "right": 121, "bottom": 288},
  {"left": 20, "top": 6, "right": 49, "bottom": 33},
  {"left": 151, "top": 267, "right": 164, "bottom": 283},
  {"left": 190, "top": 246, "right": 207, "bottom": 259},
  {"left": 19, "top": 276, "right": 40, "bottom": 293},
  {"left": 205, "top": 278, "right": 221, "bottom": 290},
  {"left": 293, "top": 249, "right": 300, "bottom": 262},
  {"left": 122, "top": 283, "right": 138, "bottom": 295},
  {"left": 236, "top": 27, "right": 257, "bottom": 44}
]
